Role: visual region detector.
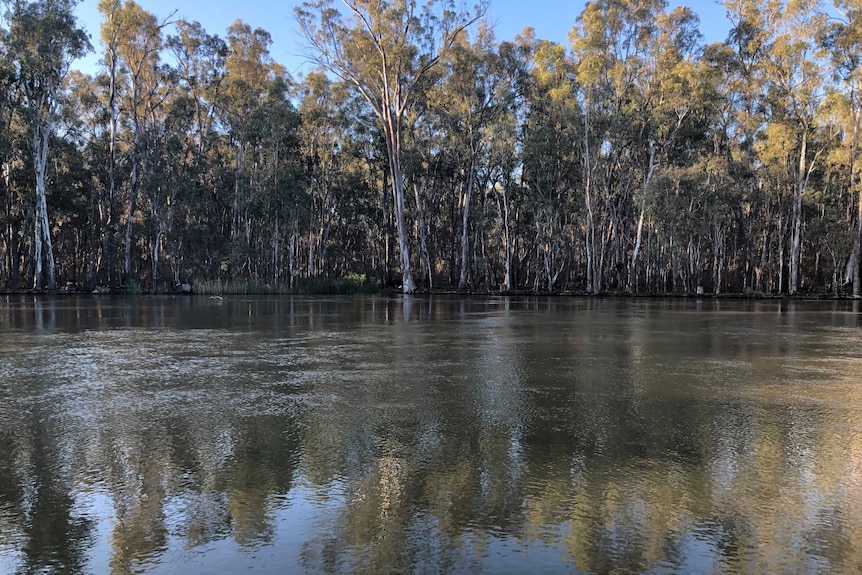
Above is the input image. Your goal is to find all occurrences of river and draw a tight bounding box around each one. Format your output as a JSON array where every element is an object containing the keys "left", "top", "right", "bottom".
[{"left": 1, "top": 295, "right": 861, "bottom": 574}]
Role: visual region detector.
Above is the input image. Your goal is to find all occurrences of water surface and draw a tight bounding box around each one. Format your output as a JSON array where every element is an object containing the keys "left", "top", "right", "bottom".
[{"left": 1, "top": 295, "right": 861, "bottom": 574}]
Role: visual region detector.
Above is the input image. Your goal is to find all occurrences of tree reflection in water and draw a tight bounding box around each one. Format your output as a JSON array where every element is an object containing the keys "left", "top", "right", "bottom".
[{"left": 0, "top": 295, "right": 861, "bottom": 574}]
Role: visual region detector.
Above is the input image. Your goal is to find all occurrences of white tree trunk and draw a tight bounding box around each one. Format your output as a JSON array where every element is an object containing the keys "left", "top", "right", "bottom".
[
  {"left": 630, "top": 140, "right": 656, "bottom": 294},
  {"left": 790, "top": 131, "right": 808, "bottom": 296},
  {"left": 231, "top": 143, "right": 244, "bottom": 240},
  {"left": 33, "top": 121, "right": 56, "bottom": 290},
  {"left": 582, "top": 99, "right": 598, "bottom": 294},
  {"left": 383, "top": 115, "right": 415, "bottom": 294},
  {"left": 124, "top": 154, "right": 138, "bottom": 282},
  {"left": 272, "top": 215, "right": 280, "bottom": 282},
  {"left": 855, "top": 191, "right": 862, "bottom": 298},
  {"left": 458, "top": 160, "right": 476, "bottom": 290},
  {"left": 852, "top": 103, "right": 862, "bottom": 297},
  {"left": 413, "top": 183, "right": 432, "bottom": 290},
  {"left": 107, "top": 47, "right": 119, "bottom": 287},
  {"left": 501, "top": 185, "right": 512, "bottom": 292},
  {"left": 153, "top": 229, "right": 162, "bottom": 290}
]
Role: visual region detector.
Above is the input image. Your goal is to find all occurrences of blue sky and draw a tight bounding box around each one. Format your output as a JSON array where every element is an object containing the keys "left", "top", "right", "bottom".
[{"left": 72, "top": 0, "right": 733, "bottom": 76}]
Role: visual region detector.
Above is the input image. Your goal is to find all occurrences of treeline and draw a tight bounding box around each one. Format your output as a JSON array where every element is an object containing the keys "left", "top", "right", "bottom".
[{"left": 1, "top": 0, "right": 861, "bottom": 295}]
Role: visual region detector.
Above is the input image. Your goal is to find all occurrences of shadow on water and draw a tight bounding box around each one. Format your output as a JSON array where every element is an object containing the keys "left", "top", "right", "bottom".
[{"left": 1, "top": 295, "right": 862, "bottom": 574}]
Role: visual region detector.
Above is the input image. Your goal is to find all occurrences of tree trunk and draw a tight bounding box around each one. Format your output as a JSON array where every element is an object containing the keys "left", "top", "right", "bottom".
[
  {"left": 289, "top": 218, "right": 297, "bottom": 289},
  {"left": 153, "top": 228, "right": 162, "bottom": 291},
  {"left": 778, "top": 213, "right": 785, "bottom": 295},
  {"left": 713, "top": 225, "right": 724, "bottom": 295},
  {"left": 231, "top": 142, "right": 244, "bottom": 240},
  {"left": 382, "top": 113, "right": 415, "bottom": 294},
  {"left": 318, "top": 194, "right": 335, "bottom": 277},
  {"left": 629, "top": 140, "right": 656, "bottom": 294},
  {"left": 855, "top": 191, "right": 862, "bottom": 298},
  {"left": 852, "top": 103, "right": 862, "bottom": 297},
  {"left": 33, "top": 122, "right": 56, "bottom": 290},
  {"left": 272, "top": 215, "right": 279, "bottom": 282},
  {"left": 458, "top": 160, "right": 475, "bottom": 290},
  {"left": 789, "top": 132, "right": 807, "bottom": 295},
  {"left": 494, "top": 181, "right": 512, "bottom": 292},
  {"left": 107, "top": 47, "right": 119, "bottom": 288},
  {"left": 583, "top": 102, "right": 598, "bottom": 294},
  {"left": 413, "top": 183, "right": 432, "bottom": 290},
  {"left": 789, "top": 191, "right": 802, "bottom": 295},
  {"left": 124, "top": 153, "right": 138, "bottom": 283},
  {"left": 308, "top": 228, "right": 315, "bottom": 277}
]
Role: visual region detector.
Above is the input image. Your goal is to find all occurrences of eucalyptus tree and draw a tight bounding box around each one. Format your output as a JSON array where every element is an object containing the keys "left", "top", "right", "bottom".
[
  {"left": 821, "top": 0, "right": 862, "bottom": 296},
  {"left": 2, "top": 0, "right": 89, "bottom": 289},
  {"left": 0, "top": 100, "right": 29, "bottom": 290},
  {"left": 164, "top": 20, "right": 228, "bottom": 282},
  {"left": 430, "top": 23, "right": 510, "bottom": 289},
  {"left": 720, "top": 0, "right": 834, "bottom": 295},
  {"left": 97, "top": 0, "right": 121, "bottom": 286},
  {"left": 401, "top": 108, "right": 439, "bottom": 287},
  {"left": 721, "top": 0, "right": 776, "bottom": 292},
  {"left": 571, "top": 0, "right": 708, "bottom": 294},
  {"left": 678, "top": 38, "right": 751, "bottom": 295},
  {"left": 298, "top": 71, "right": 346, "bottom": 278},
  {"left": 60, "top": 70, "right": 108, "bottom": 286},
  {"left": 0, "top": 34, "right": 20, "bottom": 288},
  {"left": 295, "top": 0, "right": 489, "bottom": 293},
  {"left": 220, "top": 20, "right": 275, "bottom": 248},
  {"left": 245, "top": 74, "right": 303, "bottom": 282},
  {"left": 519, "top": 36, "right": 580, "bottom": 290},
  {"left": 102, "top": 0, "right": 172, "bottom": 283},
  {"left": 485, "top": 37, "right": 531, "bottom": 291},
  {"left": 630, "top": 7, "right": 708, "bottom": 293},
  {"left": 757, "top": 0, "right": 831, "bottom": 295},
  {"left": 167, "top": 20, "right": 227, "bottom": 159},
  {"left": 570, "top": 0, "right": 668, "bottom": 293},
  {"left": 297, "top": 69, "right": 384, "bottom": 284}
]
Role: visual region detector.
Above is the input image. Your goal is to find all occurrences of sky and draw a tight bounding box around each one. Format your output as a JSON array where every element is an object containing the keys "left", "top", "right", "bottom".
[{"left": 71, "top": 0, "right": 734, "bottom": 77}]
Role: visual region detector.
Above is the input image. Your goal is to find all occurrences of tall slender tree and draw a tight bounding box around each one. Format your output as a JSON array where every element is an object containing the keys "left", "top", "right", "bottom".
[
  {"left": 822, "top": 0, "right": 862, "bottom": 296},
  {"left": 106, "top": 0, "right": 171, "bottom": 282},
  {"left": 3, "top": 0, "right": 89, "bottom": 289},
  {"left": 296, "top": 0, "right": 488, "bottom": 293}
]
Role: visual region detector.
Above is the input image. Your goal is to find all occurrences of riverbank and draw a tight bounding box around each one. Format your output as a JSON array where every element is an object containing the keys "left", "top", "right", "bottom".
[{"left": 2, "top": 284, "right": 859, "bottom": 300}]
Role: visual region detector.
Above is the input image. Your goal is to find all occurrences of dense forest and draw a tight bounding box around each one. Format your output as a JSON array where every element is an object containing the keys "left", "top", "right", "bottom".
[{"left": 1, "top": 0, "right": 861, "bottom": 295}]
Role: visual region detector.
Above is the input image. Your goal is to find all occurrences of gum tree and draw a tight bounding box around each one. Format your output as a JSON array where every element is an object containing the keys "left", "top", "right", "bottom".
[
  {"left": 822, "top": 0, "right": 862, "bottom": 296},
  {"left": 295, "top": 0, "right": 488, "bottom": 293},
  {"left": 3, "top": 0, "right": 88, "bottom": 289}
]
